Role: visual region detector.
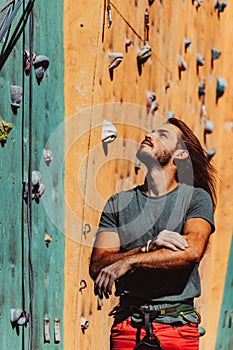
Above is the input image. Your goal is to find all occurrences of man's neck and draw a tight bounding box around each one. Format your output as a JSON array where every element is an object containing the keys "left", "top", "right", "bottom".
[{"left": 143, "top": 167, "right": 178, "bottom": 197}]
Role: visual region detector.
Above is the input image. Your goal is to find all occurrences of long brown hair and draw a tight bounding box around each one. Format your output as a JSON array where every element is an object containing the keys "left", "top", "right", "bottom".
[{"left": 168, "top": 118, "right": 217, "bottom": 209}]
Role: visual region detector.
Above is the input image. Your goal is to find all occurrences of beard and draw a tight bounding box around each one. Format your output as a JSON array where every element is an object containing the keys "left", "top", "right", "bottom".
[{"left": 136, "top": 146, "right": 172, "bottom": 167}]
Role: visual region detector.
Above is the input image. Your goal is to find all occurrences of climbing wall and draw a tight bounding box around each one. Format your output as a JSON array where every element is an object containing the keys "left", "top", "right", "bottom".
[
  {"left": 64, "top": 1, "right": 233, "bottom": 350},
  {"left": 1, "top": 1, "right": 233, "bottom": 349},
  {"left": 0, "top": 0, "right": 64, "bottom": 349}
]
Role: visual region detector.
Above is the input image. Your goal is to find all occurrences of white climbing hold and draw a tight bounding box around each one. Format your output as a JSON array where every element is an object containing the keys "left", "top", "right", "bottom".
[
  {"left": 102, "top": 119, "right": 117, "bottom": 143},
  {"left": 43, "top": 149, "right": 53, "bottom": 165},
  {"left": 178, "top": 55, "right": 187, "bottom": 71},
  {"left": 196, "top": 52, "right": 205, "bottom": 66},
  {"left": 204, "top": 118, "right": 214, "bottom": 134},
  {"left": 81, "top": 317, "right": 89, "bottom": 332},
  {"left": 10, "top": 308, "right": 28, "bottom": 326},
  {"left": 146, "top": 91, "right": 156, "bottom": 114},
  {"left": 108, "top": 52, "right": 123, "bottom": 70},
  {"left": 167, "top": 111, "right": 175, "bottom": 119},
  {"left": 184, "top": 38, "right": 192, "bottom": 50}
]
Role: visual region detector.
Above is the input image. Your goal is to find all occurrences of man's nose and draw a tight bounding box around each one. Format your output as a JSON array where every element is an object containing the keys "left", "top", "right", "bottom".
[{"left": 145, "top": 134, "right": 153, "bottom": 141}]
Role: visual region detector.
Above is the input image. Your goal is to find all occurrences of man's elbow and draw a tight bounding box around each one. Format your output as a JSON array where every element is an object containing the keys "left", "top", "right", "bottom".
[
  {"left": 89, "top": 263, "right": 98, "bottom": 281},
  {"left": 187, "top": 247, "right": 205, "bottom": 264}
]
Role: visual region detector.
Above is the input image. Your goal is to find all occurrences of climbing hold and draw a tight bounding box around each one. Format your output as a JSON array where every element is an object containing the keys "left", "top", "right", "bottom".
[
  {"left": 198, "top": 81, "right": 205, "bottom": 98},
  {"left": 206, "top": 148, "right": 216, "bottom": 161},
  {"left": 0, "top": 119, "right": 12, "bottom": 146},
  {"left": 125, "top": 38, "right": 133, "bottom": 52},
  {"left": 211, "top": 48, "right": 221, "bottom": 61},
  {"left": 79, "top": 279, "right": 87, "bottom": 293},
  {"left": 184, "top": 38, "right": 192, "bottom": 50},
  {"left": 137, "top": 43, "right": 151, "bottom": 65},
  {"left": 216, "top": 76, "right": 227, "bottom": 99},
  {"left": 82, "top": 223, "right": 91, "bottom": 239},
  {"left": 204, "top": 118, "right": 214, "bottom": 134},
  {"left": 214, "top": 0, "right": 227, "bottom": 13},
  {"left": 201, "top": 104, "right": 207, "bottom": 117},
  {"left": 10, "top": 85, "right": 23, "bottom": 115},
  {"left": 98, "top": 297, "right": 103, "bottom": 310},
  {"left": 146, "top": 91, "right": 156, "bottom": 114},
  {"left": 43, "top": 149, "right": 53, "bottom": 165},
  {"left": 54, "top": 319, "right": 61, "bottom": 343},
  {"left": 81, "top": 317, "right": 89, "bottom": 334},
  {"left": 196, "top": 52, "right": 205, "bottom": 66},
  {"left": 10, "top": 308, "right": 29, "bottom": 327},
  {"left": 167, "top": 111, "right": 175, "bottom": 119},
  {"left": 23, "top": 50, "right": 36, "bottom": 75},
  {"left": 108, "top": 52, "right": 123, "bottom": 70},
  {"left": 102, "top": 119, "right": 117, "bottom": 143},
  {"left": 23, "top": 170, "right": 45, "bottom": 204},
  {"left": 107, "top": 4, "right": 112, "bottom": 28},
  {"left": 33, "top": 55, "right": 50, "bottom": 85},
  {"left": 44, "top": 318, "right": 51, "bottom": 343},
  {"left": 44, "top": 233, "right": 52, "bottom": 246},
  {"left": 193, "top": 0, "right": 203, "bottom": 8},
  {"left": 148, "top": 0, "right": 155, "bottom": 5},
  {"left": 178, "top": 55, "right": 187, "bottom": 72},
  {"left": 144, "top": 9, "right": 149, "bottom": 42},
  {"left": 198, "top": 326, "right": 206, "bottom": 336}
]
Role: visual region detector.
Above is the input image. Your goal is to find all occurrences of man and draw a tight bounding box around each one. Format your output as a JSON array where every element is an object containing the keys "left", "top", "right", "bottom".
[{"left": 89, "top": 118, "right": 217, "bottom": 350}]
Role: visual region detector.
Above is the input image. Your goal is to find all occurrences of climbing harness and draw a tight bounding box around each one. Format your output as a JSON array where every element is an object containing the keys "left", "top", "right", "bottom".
[{"left": 110, "top": 302, "right": 200, "bottom": 349}]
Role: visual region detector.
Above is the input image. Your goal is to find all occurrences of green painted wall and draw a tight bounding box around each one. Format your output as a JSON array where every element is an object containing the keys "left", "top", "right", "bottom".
[
  {"left": 0, "top": 1, "right": 64, "bottom": 349},
  {"left": 215, "top": 234, "right": 233, "bottom": 350}
]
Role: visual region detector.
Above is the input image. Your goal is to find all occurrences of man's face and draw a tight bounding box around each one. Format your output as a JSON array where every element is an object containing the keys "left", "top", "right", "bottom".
[{"left": 136, "top": 123, "right": 180, "bottom": 167}]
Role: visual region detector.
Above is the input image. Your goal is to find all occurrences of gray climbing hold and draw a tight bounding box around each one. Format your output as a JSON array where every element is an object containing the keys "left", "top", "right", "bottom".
[
  {"left": 33, "top": 55, "right": 50, "bottom": 85},
  {"left": 10, "top": 85, "right": 23, "bottom": 114},
  {"left": 216, "top": 76, "right": 227, "bottom": 99},
  {"left": 215, "top": 0, "right": 227, "bottom": 13},
  {"left": 23, "top": 170, "right": 45, "bottom": 204},
  {"left": 211, "top": 48, "right": 221, "bottom": 61},
  {"left": 137, "top": 43, "right": 151, "bottom": 65}
]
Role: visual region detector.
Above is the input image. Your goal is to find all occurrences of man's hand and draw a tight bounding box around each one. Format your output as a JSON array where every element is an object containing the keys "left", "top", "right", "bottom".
[
  {"left": 141, "top": 230, "right": 188, "bottom": 252},
  {"left": 94, "top": 258, "right": 131, "bottom": 299}
]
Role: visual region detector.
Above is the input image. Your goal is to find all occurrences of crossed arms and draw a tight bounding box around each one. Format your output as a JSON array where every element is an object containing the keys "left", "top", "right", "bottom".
[{"left": 89, "top": 217, "right": 212, "bottom": 299}]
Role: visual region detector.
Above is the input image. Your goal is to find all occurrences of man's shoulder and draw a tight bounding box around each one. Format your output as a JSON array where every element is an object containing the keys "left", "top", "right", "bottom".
[{"left": 108, "top": 186, "right": 141, "bottom": 200}]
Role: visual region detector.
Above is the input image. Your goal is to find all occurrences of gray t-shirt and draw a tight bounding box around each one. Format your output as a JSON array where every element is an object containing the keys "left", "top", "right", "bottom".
[{"left": 97, "top": 183, "right": 215, "bottom": 303}]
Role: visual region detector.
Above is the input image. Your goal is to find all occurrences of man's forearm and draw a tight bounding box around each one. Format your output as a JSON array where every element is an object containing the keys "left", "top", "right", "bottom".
[
  {"left": 127, "top": 245, "right": 199, "bottom": 270},
  {"left": 89, "top": 246, "right": 143, "bottom": 280}
]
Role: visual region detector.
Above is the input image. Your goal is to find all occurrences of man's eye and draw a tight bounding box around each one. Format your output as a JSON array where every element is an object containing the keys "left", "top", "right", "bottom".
[
  {"left": 150, "top": 129, "right": 155, "bottom": 133},
  {"left": 159, "top": 132, "right": 167, "bottom": 138}
]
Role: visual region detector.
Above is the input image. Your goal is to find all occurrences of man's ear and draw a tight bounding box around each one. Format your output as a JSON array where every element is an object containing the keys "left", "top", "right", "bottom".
[{"left": 173, "top": 149, "right": 189, "bottom": 160}]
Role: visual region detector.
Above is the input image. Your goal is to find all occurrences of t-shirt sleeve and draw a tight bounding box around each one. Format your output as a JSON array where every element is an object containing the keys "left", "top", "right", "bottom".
[
  {"left": 97, "top": 195, "right": 119, "bottom": 234},
  {"left": 186, "top": 188, "right": 215, "bottom": 233}
]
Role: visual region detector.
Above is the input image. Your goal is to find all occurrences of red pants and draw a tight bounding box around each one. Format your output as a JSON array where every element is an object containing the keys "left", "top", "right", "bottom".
[{"left": 110, "top": 318, "right": 199, "bottom": 350}]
